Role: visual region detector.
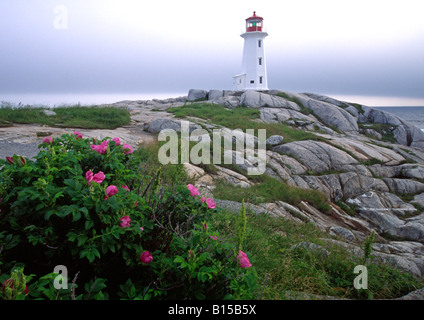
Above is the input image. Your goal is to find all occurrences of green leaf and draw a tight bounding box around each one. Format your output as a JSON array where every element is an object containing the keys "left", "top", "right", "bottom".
[
  {"left": 77, "top": 235, "right": 88, "bottom": 247},
  {"left": 66, "top": 232, "right": 78, "bottom": 242},
  {"left": 72, "top": 210, "right": 81, "bottom": 222},
  {"left": 85, "top": 220, "right": 94, "bottom": 230},
  {"left": 35, "top": 203, "right": 45, "bottom": 211}
]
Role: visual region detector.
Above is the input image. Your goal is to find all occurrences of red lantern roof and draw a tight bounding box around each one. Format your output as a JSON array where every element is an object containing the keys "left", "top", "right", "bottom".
[
  {"left": 246, "top": 11, "right": 263, "bottom": 21},
  {"left": 245, "top": 11, "right": 264, "bottom": 32}
]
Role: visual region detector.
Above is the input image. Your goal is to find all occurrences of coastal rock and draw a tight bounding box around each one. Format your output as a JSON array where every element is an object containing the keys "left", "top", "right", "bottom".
[
  {"left": 397, "top": 288, "right": 424, "bottom": 300},
  {"left": 347, "top": 192, "right": 424, "bottom": 243},
  {"left": 272, "top": 140, "right": 359, "bottom": 174},
  {"left": 145, "top": 118, "right": 201, "bottom": 134},
  {"left": 327, "top": 136, "right": 405, "bottom": 165},
  {"left": 240, "top": 91, "right": 300, "bottom": 110},
  {"left": 329, "top": 226, "right": 356, "bottom": 242},
  {"left": 305, "top": 99, "right": 359, "bottom": 133},
  {"left": 277, "top": 92, "right": 359, "bottom": 134},
  {"left": 359, "top": 105, "right": 424, "bottom": 148},
  {"left": 260, "top": 107, "right": 316, "bottom": 124},
  {"left": 266, "top": 135, "right": 284, "bottom": 146},
  {"left": 187, "top": 89, "right": 208, "bottom": 101},
  {"left": 208, "top": 89, "right": 224, "bottom": 100}
]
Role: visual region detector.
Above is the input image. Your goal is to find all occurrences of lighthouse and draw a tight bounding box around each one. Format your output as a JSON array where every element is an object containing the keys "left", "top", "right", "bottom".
[{"left": 233, "top": 11, "right": 269, "bottom": 91}]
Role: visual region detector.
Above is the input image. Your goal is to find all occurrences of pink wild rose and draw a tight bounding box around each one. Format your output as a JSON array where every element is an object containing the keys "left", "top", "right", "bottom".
[
  {"left": 92, "top": 171, "right": 105, "bottom": 184},
  {"left": 43, "top": 137, "right": 53, "bottom": 144},
  {"left": 90, "top": 141, "right": 109, "bottom": 154},
  {"left": 187, "top": 184, "right": 200, "bottom": 197},
  {"left": 236, "top": 250, "right": 252, "bottom": 268},
  {"left": 122, "top": 185, "right": 130, "bottom": 192},
  {"left": 201, "top": 197, "right": 206, "bottom": 203},
  {"left": 206, "top": 198, "right": 216, "bottom": 209},
  {"left": 85, "top": 171, "right": 94, "bottom": 182},
  {"left": 140, "top": 251, "right": 153, "bottom": 264},
  {"left": 122, "top": 144, "right": 133, "bottom": 154},
  {"left": 73, "top": 131, "right": 82, "bottom": 139},
  {"left": 112, "top": 137, "right": 121, "bottom": 146},
  {"left": 105, "top": 185, "right": 118, "bottom": 198},
  {"left": 86, "top": 171, "right": 105, "bottom": 185},
  {"left": 119, "top": 215, "right": 131, "bottom": 228}
]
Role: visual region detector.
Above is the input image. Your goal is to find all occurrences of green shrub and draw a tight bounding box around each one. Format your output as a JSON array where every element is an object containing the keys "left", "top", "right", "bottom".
[{"left": 0, "top": 133, "right": 257, "bottom": 300}]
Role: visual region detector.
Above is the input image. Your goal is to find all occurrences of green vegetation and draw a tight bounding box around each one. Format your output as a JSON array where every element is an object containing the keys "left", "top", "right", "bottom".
[
  {"left": 1, "top": 133, "right": 422, "bottom": 300},
  {"left": 211, "top": 209, "right": 423, "bottom": 300},
  {"left": 133, "top": 142, "right": 424, "bottom": 300},
  {"left": 213, "top": 174, "right": 331, "bottom": 213},
  {"left": 359, "top": 123, "right": 397, "bottom": 143},
  {"left": 167, "top": 103, "right": 324, "bottom": 143},
  {"left": 0, "top": 133, "right": 257, "bottom": 300},
  {"left": 0, "top": 104, "right": 130, "bottom": 129}
]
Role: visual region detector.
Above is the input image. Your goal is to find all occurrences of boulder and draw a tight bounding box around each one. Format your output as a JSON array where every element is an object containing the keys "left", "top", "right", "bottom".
[
  {"left": 240, "top": 91, "right": 300, "bottom": 110},
  {"left": 208, "top": 89, "right": 224, "bottom": 100},
  {"left": 187, "top": 89, "right": 208, "bottom": 101},
  {"left": 305, "top": 99, "right": 359, "bottom": 134},
  {"left": 146, "top": 118, "right": 201, "bottom": 134},
  {"left": 266, "top": 135, "right": 284, "bottom": 146}
]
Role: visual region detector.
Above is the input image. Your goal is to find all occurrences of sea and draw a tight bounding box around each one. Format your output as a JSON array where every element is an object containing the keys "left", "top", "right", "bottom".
[{"left": 1, "top": 93, "right": 424, "bottom": 131}]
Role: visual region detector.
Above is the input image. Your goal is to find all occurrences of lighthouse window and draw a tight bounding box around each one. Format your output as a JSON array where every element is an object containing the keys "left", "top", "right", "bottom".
[
  {"left": 250, "top": 80, "right": 255, "bottom": 84},
  {"left": 259, "top": 58, "right": 262, "bottom": 65},
  {"left": 258, "top": 40, "right": 262, "bottom": 47},
  {"left": 259, "top": 77, "right": 263, "bottom": 84}
]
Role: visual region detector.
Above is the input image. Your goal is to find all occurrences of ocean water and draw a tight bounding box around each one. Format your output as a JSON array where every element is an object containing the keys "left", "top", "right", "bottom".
[{"left": 374, "top": 107, "right": 424, "bottom": 130}]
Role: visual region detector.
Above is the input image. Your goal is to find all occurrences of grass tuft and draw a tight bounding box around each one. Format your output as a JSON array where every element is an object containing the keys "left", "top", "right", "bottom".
[{"left": 0, "top": 104, "right": 130, "bottom": 129}]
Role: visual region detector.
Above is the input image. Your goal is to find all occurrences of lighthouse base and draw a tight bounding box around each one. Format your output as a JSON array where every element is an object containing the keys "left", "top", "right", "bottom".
[{"left": 233, "top": 74, "right": 269, "bottom": 91}]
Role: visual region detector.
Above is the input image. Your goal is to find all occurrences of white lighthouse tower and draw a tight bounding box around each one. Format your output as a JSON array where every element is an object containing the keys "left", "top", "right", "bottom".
[{"left": 233, "top": 11, "right": 269, "bottom": 91}]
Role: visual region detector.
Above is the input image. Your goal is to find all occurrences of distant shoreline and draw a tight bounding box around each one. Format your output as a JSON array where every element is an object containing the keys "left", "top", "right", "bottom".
[
  {"left": 2, "top": 92, "right": 424, "bottom": 108},
  {"left": 0, "top": 92, "right": 187, "bottom": 107}
]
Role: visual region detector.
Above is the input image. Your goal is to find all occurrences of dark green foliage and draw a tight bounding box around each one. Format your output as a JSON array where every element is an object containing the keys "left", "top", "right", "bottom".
[{"left": 0, "top": 133, "right": 257, "bottom": 300}]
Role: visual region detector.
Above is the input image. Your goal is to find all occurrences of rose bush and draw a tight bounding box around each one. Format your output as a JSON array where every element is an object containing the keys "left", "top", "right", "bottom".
[{"left": 0, "top": 133, "right": 257, "bottom": 300}]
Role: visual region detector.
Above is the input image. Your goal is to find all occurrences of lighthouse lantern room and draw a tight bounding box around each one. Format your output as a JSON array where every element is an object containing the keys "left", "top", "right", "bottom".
[{"left": 233, "top": 11, "right": 269, "bottom": 91}]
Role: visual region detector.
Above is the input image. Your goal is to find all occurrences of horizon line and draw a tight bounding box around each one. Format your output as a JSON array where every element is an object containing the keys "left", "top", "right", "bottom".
[{"left": 1, "top": 91, "right": 424, "bottom": 108}]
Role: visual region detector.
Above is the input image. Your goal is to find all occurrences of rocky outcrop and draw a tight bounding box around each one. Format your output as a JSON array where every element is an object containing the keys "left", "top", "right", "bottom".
[
  {"left": 187, "top": 89, "right": 208, "bottom": 101},
  {"left": 145, "top": 118, "right": 201, "bottom": 134},
  {"left": 202, "top": 89, "right": 424, "bottom": 149},
  {"left": 179, "top": 89, "right": 424, "bottom": 280},
  {"left": 3, "top": 89, "right": 424, "bottom": 283}
]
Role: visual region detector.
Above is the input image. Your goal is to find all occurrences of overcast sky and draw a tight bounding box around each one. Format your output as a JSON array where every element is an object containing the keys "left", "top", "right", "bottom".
[{"left": 1, "top": 0, "right": 424, "bottom": 106}]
